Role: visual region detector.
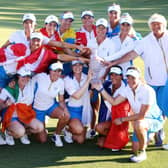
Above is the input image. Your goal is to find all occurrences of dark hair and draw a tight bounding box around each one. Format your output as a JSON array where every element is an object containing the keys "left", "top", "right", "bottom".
[
  {"left": 109, "top": 65, "right": 123, "bottom": 75},
  {"left": 126, "top": 66, "right": 141, "bottom": 73}
]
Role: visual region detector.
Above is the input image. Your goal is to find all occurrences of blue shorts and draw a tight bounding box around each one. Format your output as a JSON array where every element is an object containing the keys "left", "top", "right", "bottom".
[
  {"left": 11, "top": 117, "right": 21, "bottom": 122},
  {"left": 34, "top": 102, "right": 59, "bottom": 122},
  {"left": 132, "top": 131, "right": 150, "bottom": 142},
  {"left": 1, "top": 109, "right": 25, "bottom": 124},
  {"left": 132, "top": 117, "right": 163, "bottom": 142},
  {"left": 151, "top": 85, "right": 164, "bottom": 113},
  {"left": 67, "top": 106, "right": 83, "bottom": 121}
]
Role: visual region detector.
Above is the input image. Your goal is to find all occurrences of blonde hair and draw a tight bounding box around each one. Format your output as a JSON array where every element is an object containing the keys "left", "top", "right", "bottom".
[{"left": 148, "top": 13, "right": 167, "bottom": 30}]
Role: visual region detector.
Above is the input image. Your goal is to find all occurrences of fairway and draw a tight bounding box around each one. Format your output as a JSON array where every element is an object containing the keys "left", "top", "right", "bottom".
[{"left": 0, "top": 0, "right": 168, "bottom": 168}]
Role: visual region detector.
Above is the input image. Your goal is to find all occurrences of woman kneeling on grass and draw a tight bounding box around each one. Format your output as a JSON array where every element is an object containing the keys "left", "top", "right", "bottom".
[
  {"left": 32, "top": 62, "right": 70, "bottom": 147},
  {"left": 63, "top": 60, "right": 93, "bottom": 144},
  {"left": 95, "top": 65, "right": 130, "bottom": 151},
  {"left": 93, "top": 66, "right": 164, "bottom": 163},
  {"left": 1, "top": 67, "right": 44, "bottom": 145}
]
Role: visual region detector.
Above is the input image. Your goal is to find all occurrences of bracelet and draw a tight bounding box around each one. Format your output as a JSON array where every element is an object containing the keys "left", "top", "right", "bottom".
[{"left": 98, "top": 87, "right": 104, "bottom": 93}]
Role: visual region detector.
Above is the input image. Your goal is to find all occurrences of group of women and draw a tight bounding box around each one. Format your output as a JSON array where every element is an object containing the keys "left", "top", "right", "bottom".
[{"left": 0, "top": 3, "right": 167, "bottom": 163}]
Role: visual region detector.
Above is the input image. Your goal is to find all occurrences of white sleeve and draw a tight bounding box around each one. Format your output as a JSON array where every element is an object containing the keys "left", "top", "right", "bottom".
[
  {"left": 64, "top": 77, "right": 77, "bottom": 96},
  {"left": 104, "top": 39, "right": 135, "bottom": 61},
  {"left": 0, "top": 89, "right": 8, "bottom": 101},
  {"left": 134, "top": 39, "right": 144, "bottom": 56},
  {"left": 58, "top": 80, "right": 65, "bottom": 95}
]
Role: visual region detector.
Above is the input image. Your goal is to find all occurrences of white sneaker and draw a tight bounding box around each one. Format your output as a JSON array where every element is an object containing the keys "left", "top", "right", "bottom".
[
  {"left": 51, "top": 134, "right": 63, "bottom": 147},
  {"left": 63, "top": 129, "right": 73, "bottom": 144},
  {"left": 86, "top": 129, "right": 96, "bottom": 139},
  {"left": 0, "top": 134, "right": 6, "bottom": 145},
  {"left": 130, "top": 150, "right": 147, "bottom": 163},
  {"left": 20, "top": 134, "right": 31, "bottom": 145},
  {"left": 111, "top": 149, "right": 120, "bottom": 152},
  {"left": 162, "top": 144, "right": 168, "bottom": 150},
  {"left": 5, "top": 131, "right": 15, "bottom": 146}
]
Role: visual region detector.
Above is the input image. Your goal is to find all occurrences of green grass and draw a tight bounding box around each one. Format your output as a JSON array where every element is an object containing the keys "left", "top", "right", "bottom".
[{"left": 0, "top": 0, "right": 168, "bottom": 168}]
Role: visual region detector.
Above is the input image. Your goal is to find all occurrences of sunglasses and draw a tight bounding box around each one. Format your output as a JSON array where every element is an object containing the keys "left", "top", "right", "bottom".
[{"left": 121, "top": 23, "right": 131, "bottom": 26}]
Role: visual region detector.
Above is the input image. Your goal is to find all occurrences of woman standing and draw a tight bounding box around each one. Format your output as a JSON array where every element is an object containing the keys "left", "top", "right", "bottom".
[{"left": 104, "top": 13, "right": 138, "bottom": 78}]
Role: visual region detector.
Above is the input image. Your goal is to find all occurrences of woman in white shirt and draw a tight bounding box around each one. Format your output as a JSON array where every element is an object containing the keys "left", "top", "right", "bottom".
[
  {"left": 64, "top": 60, "right": 92, "bottom": 143},
  {"left": 93, "top": 66, "right": 164, "bottom": 163},
  {"left": 95, "top": 66, "right": 129, "bottom": 151},
  {"left": 1, "top": 67, "right": 44, "bottom": 146},
  {"left": 104, "top": 13, "right": 137, "bottom": 78},
  {"left": 32, "top": 62, "right": 70, "bottom": 147}
]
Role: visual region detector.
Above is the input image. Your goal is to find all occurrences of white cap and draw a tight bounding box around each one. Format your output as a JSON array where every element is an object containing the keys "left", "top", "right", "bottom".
[
  {"left": 30, "top": 32, "right": 43, "bottom": 41},
  {"left": 61, "top": 12, "right": 74, "bottom": 20},
  {"left": 49, "top": 62, "right": 63, "bottom": 71},
  {"left": 108, "top": 4, "right": 121, "bottom": 13},
  {"left": 109, "top": 67, "right": 123, "bottom": 75},
  {"left": 120, "top": 13, "right": 133, "bottom": 25},
  {"left": 17, "top": 67, "right": 31, "bottom": 77},
  {"left": 126, "top": 69, "right": 140, "bottom": 78},
  {"left": 22, "top": 13, "right": 36, "bottom": 23},
  {"left": 72, "top": 60, "right": 84, "bottom": 65},
  {"left": 81, "top": 10, "right": 94, "bottom": 18},
  {"left": 45, "top": 15, "right": 59, "bottom": 24},
  {"left": 148, "top": 13, "right": 167, "bottom": 28},
  {"left": 96, "top": 18, "right": 108, "bottom": 28}
]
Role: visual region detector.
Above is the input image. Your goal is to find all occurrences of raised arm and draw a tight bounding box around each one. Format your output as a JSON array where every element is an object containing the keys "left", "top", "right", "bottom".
[
  {"left": 107, "top": 50, "right": 138, "bottom": 68},
  {"left": 57, "top": 54, "right": 89, "bottom": 63},
  {"left": 48, "top": 40, "right": 83, "bottom": 51},
  {"left": 71, "top": 71, "right": 92, "bottom": 100},
  {"left": 92, "top": 82, "right": 126, "bottom": 105}
]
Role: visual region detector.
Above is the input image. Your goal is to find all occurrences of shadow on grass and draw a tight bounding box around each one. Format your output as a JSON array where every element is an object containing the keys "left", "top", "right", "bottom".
[{"left": 0, "top": 127, "right": 133, "bottom": 168}]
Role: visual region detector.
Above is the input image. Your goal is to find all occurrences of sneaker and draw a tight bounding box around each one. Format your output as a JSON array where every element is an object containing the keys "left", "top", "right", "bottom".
[
  {"left": 130, "top": 150, "right": 147, "bottom": 163},
  {"left": 0, "top": 134, "right": 6, "bottom": 145},
  {"left": 63, "top": 129, "right": 73, "bottom": 144},
  {"left": 86, "top": 129, "right": 96, "bottom": 139},
  {"left": 5, "top": 131, "right": 15, "bottom": 146},
  {"left": 20, "top": 134, "right": 31, "bottom": 145},
  {"left": 111, "top": 149, "right": 120, "bottom": 152},
  {"left": 155, "top": 128, "right": 165, "bottom": 146},
  {"left": 51, "top": 134, "right": 63, "bottom": 147},
  {"left": 162, "top": 144, "right": 168, "bottom": 150}
]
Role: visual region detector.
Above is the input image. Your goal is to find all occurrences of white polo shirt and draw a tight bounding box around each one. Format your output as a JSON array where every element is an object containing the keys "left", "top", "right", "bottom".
[
  {"left": 104, "top": 35, "right": 135, "bottom": 76},
  {"left": 32, "top": 73, "right": 64, "bottom": 110},
  {"left": 80, "top": 26, "right": 97, "bottom": 48},
  {"left": 64, "top": 73, "right": 89, "bottom": 107},
  {"left": 64, "top": 73, "right": 92, "bottom": 126},
  {"left": 134, "top": 31, "right": 168, "bottom": 86},
  {"left": 17, "top": 80, "right": 35, "bottom": 105},
  {"left": 104, "top": 81, "right": 126, "bottom": 120},
  {"left": 96, "top": 38, "right": 116, "bottom": 60},
  {"left": 0, "top": 80, "right": 35, "bottom": 105},
  {"left": 0, "top": 89, "right": 15, "bottom": 103},
  {"left": 9, "top": 30, "right": 50, "bottom": 47},
  {"left": 120, "top": 83, "right": 160, "bottom": 115}
]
